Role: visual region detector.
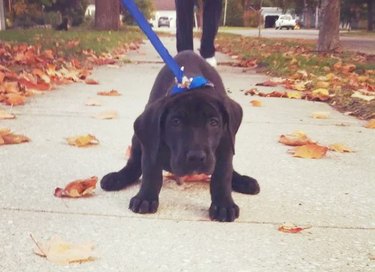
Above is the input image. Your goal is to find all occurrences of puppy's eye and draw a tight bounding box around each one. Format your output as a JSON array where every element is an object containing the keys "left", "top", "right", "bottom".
[
  {"left": 208, "top": 118, "right": 219, "bottom": 127},
  {"left": 171, "top": 117, "right": 182, "bottom": 127}
]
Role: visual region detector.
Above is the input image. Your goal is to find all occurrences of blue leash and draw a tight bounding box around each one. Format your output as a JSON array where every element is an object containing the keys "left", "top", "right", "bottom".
[{"left": 121, "top": 0, "right": 211, "bottom": 95}]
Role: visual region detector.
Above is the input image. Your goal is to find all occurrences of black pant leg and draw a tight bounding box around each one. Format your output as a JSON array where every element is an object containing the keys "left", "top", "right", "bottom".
[
  {"left": 175, "top": 0, "right": 195, "bottom": 52},
  {"left": 200, "top": 0, "right": 222, "bottom": 58}
]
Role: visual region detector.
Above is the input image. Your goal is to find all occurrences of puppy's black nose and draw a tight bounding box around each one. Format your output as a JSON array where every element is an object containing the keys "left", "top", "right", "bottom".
[{"left": 186, "top": 150, "right": 206, "bottom": 164}]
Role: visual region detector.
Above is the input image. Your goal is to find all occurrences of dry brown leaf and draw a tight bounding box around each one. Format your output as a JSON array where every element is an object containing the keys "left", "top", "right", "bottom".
[
  {"left": 0, "top": 128, "right": 30, "bottom": 145},
  {"left": 66, "top": 134, "right": 99, "bottom": 147},
  {"left": 292, "top": 144, "right": 328, "bottom": 159},
  {"left": 85, "top": 98, "right": 101, "bottom": 106},
  {"left": 364, "top": 119, "right": 375, "bottom": 129},
  {"left": 278, "top": 223, "right": 311, "bottom": 234},
  {"left": 279, "top": 131, "right": 315, "bottom": 146},
  {"left": 85, "top": 78, "right": 99, "bottom": 85},
  {"left": 311, "top": 111, "right": 330, "bottom": 119},
  {"left": 54, "top": 176, "right": 98, "bottom": 198},
  {"left": 32, "top": 234, "right": 95, "bottom": 264},
  {"left": 97, "top": 90, "right": 121, "bottom": 96},
  {"left": 0, "top": 110, "right": 16, "bottom": 120},
  {"left": 164, "top": 172, "right": 211, "bottom": 184},
  {"left": 255, "top": 80, "right": 279, "bottom": 87},
  {"left": 250, "top": 100, "right": 262, "bottom": 107},
  {"left": 328, "top": 144, "right": 353, "bottom": 153},
  {"left": 95, "top": 110, "right": 118, "bottom": 120}
]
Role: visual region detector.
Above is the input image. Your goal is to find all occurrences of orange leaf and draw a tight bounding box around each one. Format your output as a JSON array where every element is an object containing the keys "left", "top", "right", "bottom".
[
  {"left": 278, "top": 223, "right": 311, "bottom": 233},
  {"left": 364, "top": 119, "right": 375, "bottom": 129},
  {"left": 54, "top": 176, "right": 98, "bottom": 198},
  {"left": 250, "top": 100, "right": 262, "bottom": 107},
  {"left": 97, "top": 90, "right": 121, "bottom": 96},
  {"left": 279, "top": 131, "right": 314, "bottom": 146},
  {"left": 0, "top": 128, "right": 30, "bottom": 145},
  {"left": 164, "top": 172, "right": 211, "bottom": 184},
  {"left": 85, "top": 79, "right": 99, "bottom": 85},
  {"left": 66, "top": 134, "right": 99, "bottom": 147},
  {"left": 4, "top": 94, "right": 26, "bottom": 106},
  {"left": 292, "top": 144, "right": 328, "bottom": 159}
]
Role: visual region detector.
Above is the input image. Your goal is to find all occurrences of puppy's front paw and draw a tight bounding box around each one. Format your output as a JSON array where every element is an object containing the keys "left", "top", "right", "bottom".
[
  {"left": 129, "top": 195, "right": 159, "bottom": 214},
  {"left": 209, "top": 202, "right": 239, "bottom": 222},
  {"left": 101, "top": 172, "right": 126, "bottom": 191},
  {"left": 232, "top": 175, "right": 260, "bottom": 195}
]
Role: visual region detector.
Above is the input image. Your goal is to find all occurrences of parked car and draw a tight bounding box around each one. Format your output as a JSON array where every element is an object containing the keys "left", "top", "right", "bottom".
[
  {"left": 158, "top": 16, "right": 170, "bottom": 27},
  {"left": 275, "top": 15, "right": 297, "bottom": 30}
]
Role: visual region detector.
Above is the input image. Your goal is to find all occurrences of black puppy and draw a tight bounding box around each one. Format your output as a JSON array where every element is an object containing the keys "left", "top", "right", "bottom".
[{"left": 101, "top": 51, "right": 260, "bottom": 222}]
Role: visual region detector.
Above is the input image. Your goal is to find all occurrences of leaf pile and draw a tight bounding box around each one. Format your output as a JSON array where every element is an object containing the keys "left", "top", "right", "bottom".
[{"left": 217, "top": 34, "right": 375, "bottom": 119}]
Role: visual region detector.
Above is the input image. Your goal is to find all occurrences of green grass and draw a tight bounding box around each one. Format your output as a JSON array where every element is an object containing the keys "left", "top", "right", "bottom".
[{"left": 0, "top": 27, "right": 143, "bottom": 58}]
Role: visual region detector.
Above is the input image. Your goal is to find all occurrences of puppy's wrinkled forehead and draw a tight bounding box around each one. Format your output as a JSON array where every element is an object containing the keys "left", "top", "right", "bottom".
[{"left": 166, "top": 95, "right": 221, "bottom": 121}]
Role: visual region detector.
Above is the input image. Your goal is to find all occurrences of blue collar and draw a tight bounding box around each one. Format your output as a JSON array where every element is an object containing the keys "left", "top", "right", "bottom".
[{"left": 170, "top": 76, "right": 213, "bottom": 96}]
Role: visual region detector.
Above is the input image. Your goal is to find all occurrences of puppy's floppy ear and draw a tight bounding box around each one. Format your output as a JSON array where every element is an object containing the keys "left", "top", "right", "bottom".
[
  {"left": 134, "top": 98, "right": 168, "bottom": 162},
  {"left": 221, "top": 98, "right": 243, "bottom": 154}
]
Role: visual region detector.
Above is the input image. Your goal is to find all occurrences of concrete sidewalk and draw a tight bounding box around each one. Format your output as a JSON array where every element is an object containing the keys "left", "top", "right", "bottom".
[{"left": 0, "top": 36, "right": 374, "bottom": 272}]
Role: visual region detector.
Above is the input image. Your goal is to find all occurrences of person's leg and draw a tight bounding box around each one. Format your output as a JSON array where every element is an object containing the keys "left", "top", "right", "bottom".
[
  {"left": 175, "top": 0, "right": 195, "bottom": 52},
  {"left": 200, "top": 0, "right": 222, "bottom": 59}
]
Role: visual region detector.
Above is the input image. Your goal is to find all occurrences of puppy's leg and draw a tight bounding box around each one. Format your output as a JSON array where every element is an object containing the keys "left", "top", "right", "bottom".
[
  {"left": 129, "top": 152, "right": 163, "bottom": 214},
  {"left": 232, "top": 170, "right": 260, "bottom": 195},
  {"left": 209, "top": 145, "right": 239, "bottom": 222},
  {"left": 101, "top": 136, "right": 142, "bottom": 191}
]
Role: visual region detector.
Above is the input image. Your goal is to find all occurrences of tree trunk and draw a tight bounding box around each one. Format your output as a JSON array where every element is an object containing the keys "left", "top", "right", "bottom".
[
  {"left": 0, "top": 0, "right": 5, "bottom": 30},
  {"left": 95, "top": 0, "right": 120, "bottom": 30},
  {"left": 368, "top": 0, "right": 373, "bottom": 31},
  {"left": 317, "top": 0, "right": 341, "bottom": 52}
]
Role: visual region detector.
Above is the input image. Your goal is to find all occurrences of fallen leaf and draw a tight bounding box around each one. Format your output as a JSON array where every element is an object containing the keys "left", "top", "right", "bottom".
[
  {"left": 0, "top": 128, "right": 30, "bottom": 145},
  {"left": 292, "top": 144, "right": 328, "bottom": 159},
  {"left": 250, "top": 100, "right": 262, "bottom": 107},
  {"left": 97, "top": 90, "right": 121, "bottom": 96},
  {"left": 4, "top": 93, "right": 26, "bottom": 106},
  {"left": 286, "top": 91, "right": 302, "bottom": 99},
  {"left": 364, "top": 119, "right": 375, "bottom": 129},
  {"left": 85, "top": 78, "right": 99, "bottom": 85},
  {"left": 54, "top": 176, "right": 98, "bottom": 198},
  {"left": 278, "top": 223, "right": 311, "bottom": 233},
  {"left": 328, "top": 144, "right": 353, "bottom": 153},
  {"left": 351, "top": 91, "right": 375, "bottom": 101},
  {"left": 255, "top": 79, "right": 279, "bottom": 87},
  {"left": 311, "top": 88, "right": 330, "bottom": 101},
  {"left": 85, "top": 98, "right": 101, "bottom": 106},
  {"left": 164, "top": 172, "right": 211, "bottom": 185},
  {"left": 311, "top": 111, "right": 330, "bottom": 119},
  {"left": 66, "top": 134, "right": 99, "bottom": 147},
  {"left": 0, "top": 110, "right": 16, "bottom": 119},
  {"left": 315, "top": 81, "right": 330, "bottom": 89},
  {"left": 95, "top": 110, "right": 118, "bottom": 120},
  {"left": 125, "top": 145, "right": 132, "bottom": 159},
  {"left": 31, "top": 234, "right": 95, "bottom": 264},
  {"left": 279, "top": 131, "right": 315, "bottom": 146}
]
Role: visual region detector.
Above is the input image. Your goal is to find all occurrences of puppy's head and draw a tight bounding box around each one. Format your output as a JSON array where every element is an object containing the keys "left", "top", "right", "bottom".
[{"left": 134, "top": 90, "right": 242, "bottom": 176}]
